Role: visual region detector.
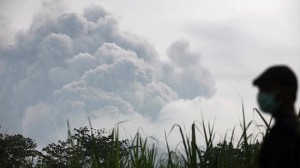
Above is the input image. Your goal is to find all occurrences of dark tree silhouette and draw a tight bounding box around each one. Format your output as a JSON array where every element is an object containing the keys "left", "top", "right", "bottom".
[
  {"left": 37, "top": 126, "right": 129, "bottom": 167},
  {"left": 0, "top": 133, "right": 40, "bottom": 167}
]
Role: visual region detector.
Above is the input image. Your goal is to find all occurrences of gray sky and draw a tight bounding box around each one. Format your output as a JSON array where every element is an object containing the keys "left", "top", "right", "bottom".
[{"left": 0, "top": 0, "right": 299, "bottom": 147}]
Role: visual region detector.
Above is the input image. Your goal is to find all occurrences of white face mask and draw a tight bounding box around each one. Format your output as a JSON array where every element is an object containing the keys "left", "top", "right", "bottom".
[{"left": 258, "top": 92, "right": 281, "bottom": 114}]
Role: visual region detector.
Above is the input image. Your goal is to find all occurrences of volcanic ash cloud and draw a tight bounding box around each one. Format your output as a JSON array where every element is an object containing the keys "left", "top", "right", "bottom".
[{"left": 0, "top": 4, "right": 215, "bottom": 146}]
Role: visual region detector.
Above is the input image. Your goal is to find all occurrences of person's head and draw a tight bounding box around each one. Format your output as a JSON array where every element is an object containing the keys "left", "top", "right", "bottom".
[{"left": 253, "top": 65, "right": 298, "bottom": 116}]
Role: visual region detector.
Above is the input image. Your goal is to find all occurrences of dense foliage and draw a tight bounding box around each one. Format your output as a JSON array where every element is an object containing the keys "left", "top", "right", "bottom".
[
  {"left": 37, "top": 126, "right": 129, "bottom": 167},
  {"left": 0, "top": 127, "right": 129, "bottom": 168},
  {"left": 0, "top": 125, "right": 262, "bottom": 168},
  {"left": 1, "top": 108, "right": 271, "bottom": 168},
  {"left": 0, "top": 133, "right": 40, "bottom": 167}
]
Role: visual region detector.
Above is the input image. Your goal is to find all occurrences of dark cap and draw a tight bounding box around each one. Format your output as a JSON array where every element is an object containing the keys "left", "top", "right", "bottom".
[{"left": 253, "top": 65, "right": 298, "bottom": 90}]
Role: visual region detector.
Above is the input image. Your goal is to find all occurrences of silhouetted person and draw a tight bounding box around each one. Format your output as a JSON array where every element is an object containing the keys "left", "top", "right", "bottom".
[{"left": 253, "top": 65, "right": 300, "bottom": 168}]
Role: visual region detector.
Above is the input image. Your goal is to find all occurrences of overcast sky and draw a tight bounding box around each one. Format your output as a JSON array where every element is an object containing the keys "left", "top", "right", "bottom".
[{"left": 1, "top": 0, "right": 300, "bottom": 148}]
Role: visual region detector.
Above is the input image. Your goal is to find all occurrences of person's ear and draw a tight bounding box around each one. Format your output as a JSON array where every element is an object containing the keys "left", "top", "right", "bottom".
[
  {"left": 282, "top": 86, "right": 296, "bottom": 101},
  {"left": 282, "top": 86, "right": 293, "bottom": 93}
]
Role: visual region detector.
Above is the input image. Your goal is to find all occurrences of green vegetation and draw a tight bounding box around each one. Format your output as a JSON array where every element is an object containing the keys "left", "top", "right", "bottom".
[{"left": 0, "top": 107, "right": 274, "bottom": 168}]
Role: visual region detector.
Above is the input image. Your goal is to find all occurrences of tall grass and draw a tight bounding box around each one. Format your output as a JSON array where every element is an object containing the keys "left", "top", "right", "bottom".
[
  {"left": 34, "top": 104, "right": 276, "bottom": 168},
  {"left": 159, "top": 104, "right": 267, "bottom": 168}
]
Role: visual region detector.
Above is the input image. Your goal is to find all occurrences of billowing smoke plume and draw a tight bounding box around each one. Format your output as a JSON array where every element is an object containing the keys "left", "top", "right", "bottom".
[
  {"left": 161, "top": 40, "right": 215, "bottom": 99},
  {"left": 0, "top": 4, "right": 215, "bottom": 145}
]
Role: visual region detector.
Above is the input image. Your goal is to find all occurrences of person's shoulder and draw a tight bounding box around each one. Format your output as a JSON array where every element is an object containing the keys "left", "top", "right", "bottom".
[
  {"left": 267, "top": 122, "right": 299, "bottom": 145},
  {"left": 272, "top": 118, "right": 299, "bottom": 135}
]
